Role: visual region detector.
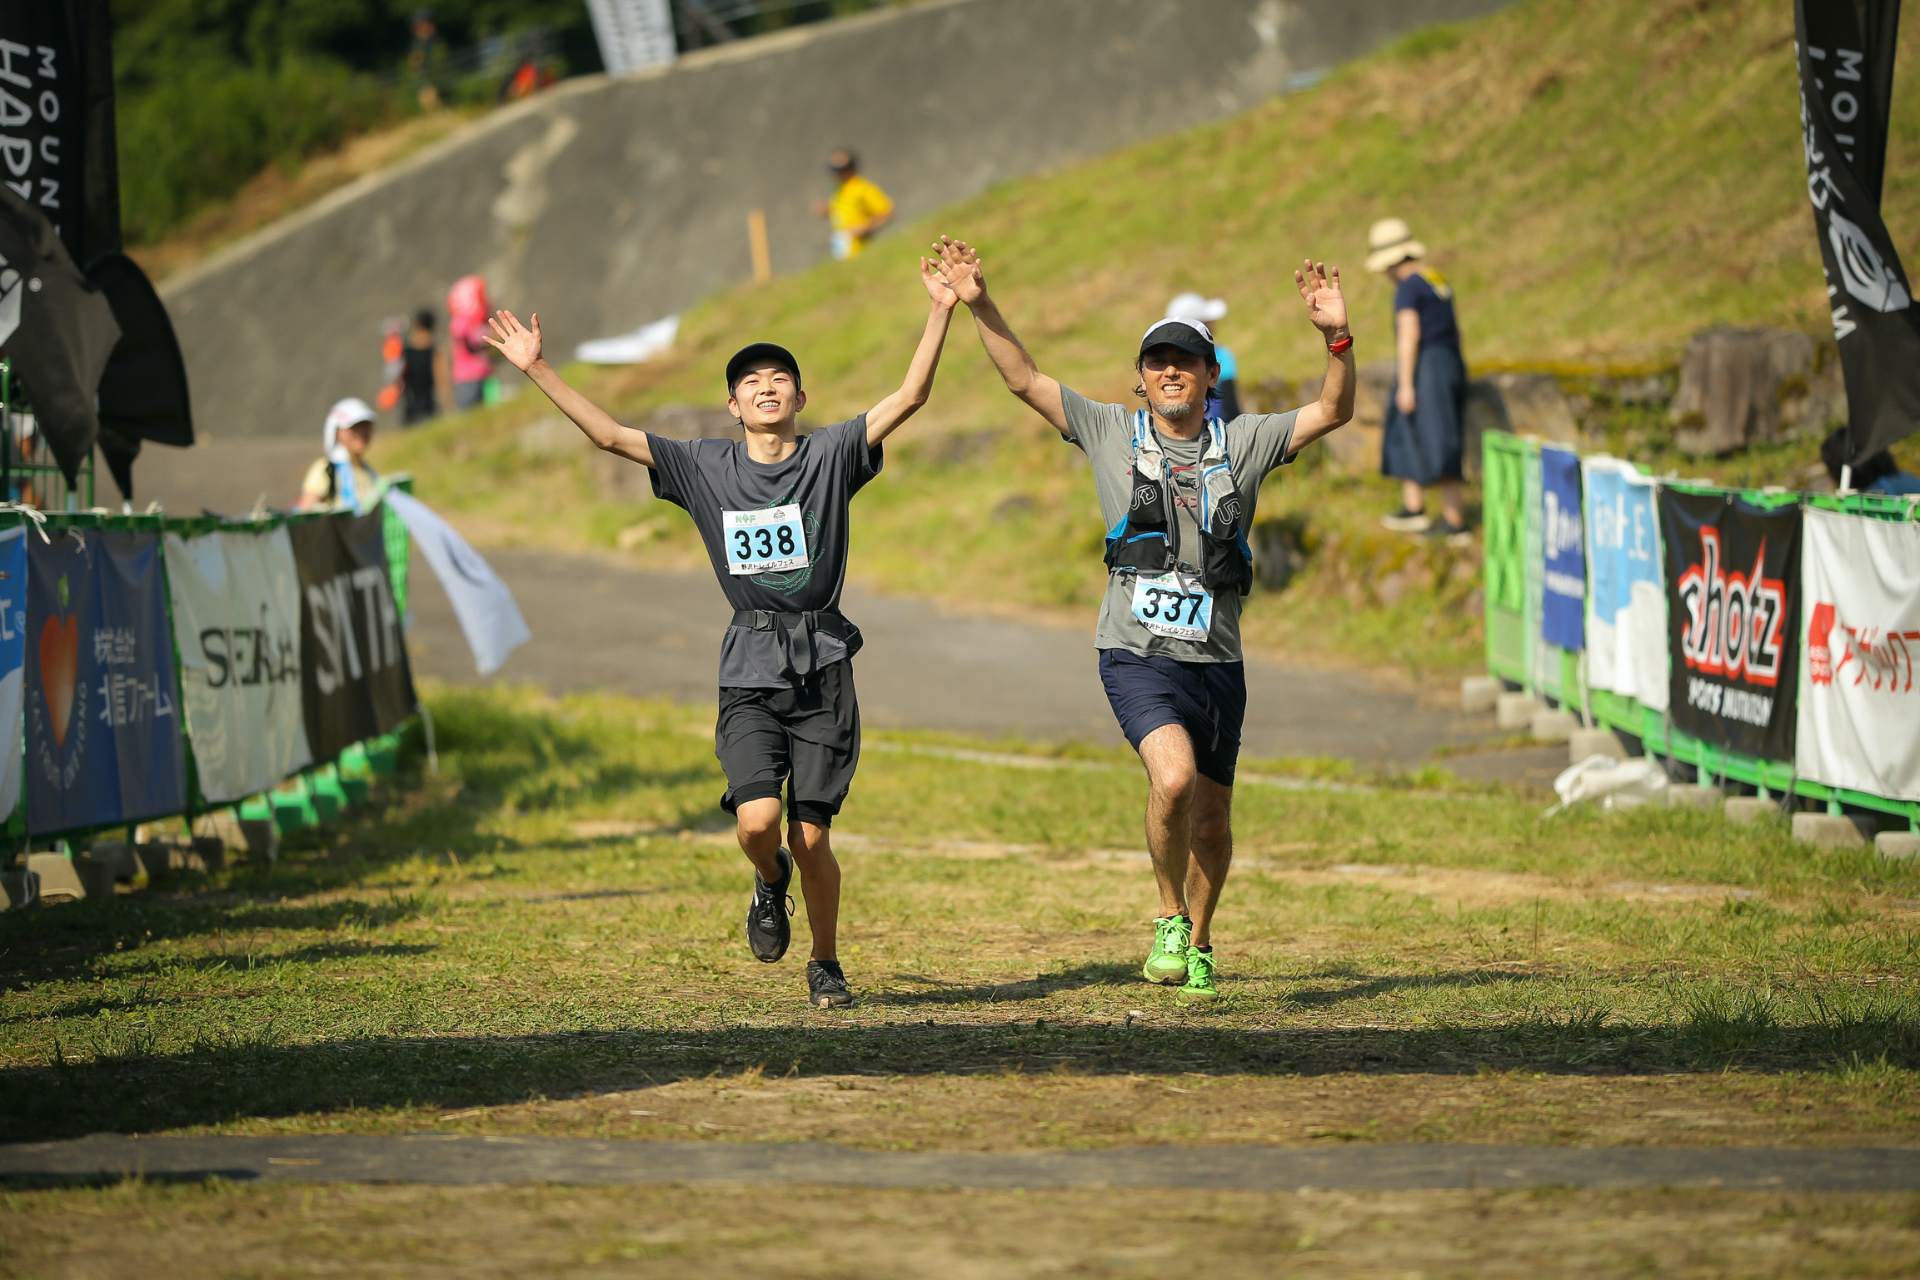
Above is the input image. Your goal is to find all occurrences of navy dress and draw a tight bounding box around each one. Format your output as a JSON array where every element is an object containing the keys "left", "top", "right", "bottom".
[{"left": 1380, "top": 271, "right": 1466, "bottom": 485}]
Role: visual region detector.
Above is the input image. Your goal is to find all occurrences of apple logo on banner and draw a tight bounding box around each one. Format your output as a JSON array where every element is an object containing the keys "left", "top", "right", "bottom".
[{"left": 1829, "top": 209, "right": 1912, "bottom": 312}]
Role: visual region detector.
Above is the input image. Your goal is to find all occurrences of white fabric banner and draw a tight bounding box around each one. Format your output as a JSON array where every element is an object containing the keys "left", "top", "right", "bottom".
[
  {"left": 163, "top": 528, "right": 312, "bottom": 803},
  {"left": 385, "top": 490, "right": 530, "bottom": 677},
  {"left": 1795, "top": 507, "right": 1920, "bottom": 801},
  {"left": 1582, "top": 458, "right": 1668, "bottom": 710},
  {"left": 584, "top": 0, "right": 675, "bottom": 75}
]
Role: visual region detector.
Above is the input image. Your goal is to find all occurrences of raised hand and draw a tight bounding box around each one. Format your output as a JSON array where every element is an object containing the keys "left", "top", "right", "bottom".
[
  {"left": 485, "top": 308, "right": 543, "bottom": 372},
  {"left": 920, "top": 256, "right": 960, "bottom": 310},
  {"left": 935, "top": 235, "right": 985, "bottom": 305},
  {"left": 1294, "top": 260, "right": 1348, "bottom": 337}
]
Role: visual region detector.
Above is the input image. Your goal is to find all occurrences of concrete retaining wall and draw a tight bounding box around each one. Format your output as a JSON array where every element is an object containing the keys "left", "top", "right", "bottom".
[{"left": 160, "top": 0, "right": 1511, "bottom": 440}]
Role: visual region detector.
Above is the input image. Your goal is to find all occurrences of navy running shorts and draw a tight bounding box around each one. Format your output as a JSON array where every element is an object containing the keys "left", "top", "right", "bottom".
[
  {"left": 716, "top": 659, "right": 859, "bottom": 828},
  {"left": 1098, "top": 648, "right": 1247, "bottom": 787}
]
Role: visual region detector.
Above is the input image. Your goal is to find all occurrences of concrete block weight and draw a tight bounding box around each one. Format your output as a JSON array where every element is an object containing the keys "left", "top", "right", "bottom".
[
  {"left": 1567, "top": 728, "right": 1624, "bottom": 763},
  {"left": 1496, "top": 692, "right": 1539, "bottom": 730},
  {"left": 73, "top": 858, "right": 116, "bottom": 900},
  {"left": 26, "top": 853, "right": 86, "bottom": 903},
  {"left": 85, "top": 840, "right": 140, "bottom": 882},
  {"left": 1874, "top": 831, "right": 1919, "bottom": 860},
  {"left": 1461, "top": 676, "right": 1502, "bottom": 714},
  {"left": 1723, "top": 797, "right": 1778, "bottom": 826},
  {"left": 1791, "top": 813, "right": 1872, "bottom": 849},
  {"left": 1530, "top": 709, "right": 1579, "bottom": 743},
  {"left": 1, "top": 869, "right": 37, "bottom": 908},
  {"left": 1666, "top": 785, "right": 1723, "bottom": 811}
]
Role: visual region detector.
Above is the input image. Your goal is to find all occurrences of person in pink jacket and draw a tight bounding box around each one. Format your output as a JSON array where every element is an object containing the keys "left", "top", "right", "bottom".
[{"left": 447, "top": 275, "right": 497, "bottom": 410}]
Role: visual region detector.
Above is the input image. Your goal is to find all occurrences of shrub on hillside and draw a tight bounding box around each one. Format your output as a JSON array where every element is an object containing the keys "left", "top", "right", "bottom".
[{"left": 118, "top": 57, "right": 394, "bottom": 244}]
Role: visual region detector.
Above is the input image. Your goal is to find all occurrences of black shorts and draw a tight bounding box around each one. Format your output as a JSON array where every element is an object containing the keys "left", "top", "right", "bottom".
[
  {"left": 716, "top": 659, "right": 860, "bottom": 828},
  {"left": 1098, "top": 648, "right": 1247, "bottom": 787}
]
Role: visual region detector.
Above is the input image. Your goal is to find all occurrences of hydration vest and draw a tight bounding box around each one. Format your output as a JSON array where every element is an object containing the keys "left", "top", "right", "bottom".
[{"left": 1101, "top": 410, "right": 1253, "bottom": 596}]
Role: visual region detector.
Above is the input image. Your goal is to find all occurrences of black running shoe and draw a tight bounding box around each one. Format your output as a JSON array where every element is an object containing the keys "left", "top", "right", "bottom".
[
  {"left": 745, "top": 847, "right": 794, "bottom": 963},
  {"left": 807, "top": 959, "right": 854, "bottom": 1008}
]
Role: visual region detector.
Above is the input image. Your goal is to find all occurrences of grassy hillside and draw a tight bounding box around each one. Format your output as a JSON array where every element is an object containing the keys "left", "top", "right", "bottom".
[{"left": 385, "top": 0, "right": 1920, "bottom": 679}]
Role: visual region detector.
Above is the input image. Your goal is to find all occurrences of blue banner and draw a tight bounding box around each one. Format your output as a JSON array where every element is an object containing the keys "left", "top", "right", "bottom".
[
  {"left": 1581, "top": 462, "right": 1667, "bottom": 708},
  {"left": 1541, "top": 446, "right": 1585, "bottom": 651},
  {"left": 26, "top": 531, "right": 187, "bottom": 835},
  {"left": 0, "top": 526, "right": 26, "bottom": 821}
]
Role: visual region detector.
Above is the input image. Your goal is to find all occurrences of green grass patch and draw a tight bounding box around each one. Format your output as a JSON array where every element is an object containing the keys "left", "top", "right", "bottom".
[{"left": 1, "top": 686, "right": 1916, "bottom": 1148}]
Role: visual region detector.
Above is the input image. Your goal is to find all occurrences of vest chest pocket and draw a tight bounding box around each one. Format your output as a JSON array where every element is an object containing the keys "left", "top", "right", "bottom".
[
  {"left": 1131, "top": 572, "right": 1213, "bottom": 642},
  {"left": 724, "top": 504, "right": 810, "bottom": 575}
]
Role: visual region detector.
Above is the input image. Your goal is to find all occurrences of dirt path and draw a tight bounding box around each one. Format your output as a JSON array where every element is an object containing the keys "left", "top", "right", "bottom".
[
  {"left": 403, "top": 548, "right": 1564, "bottom": 783},
  {"left": 5, "top": 1134, "right": 1915, "bottom": 1190}
]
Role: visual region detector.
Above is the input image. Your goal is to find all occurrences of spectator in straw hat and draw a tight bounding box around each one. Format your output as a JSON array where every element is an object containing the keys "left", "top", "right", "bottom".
[
  {"left": 1167, "top": 293, "right": 1240, "bottom": 419},
  {"left": 1366, "top": 218, "right": 1467, "bottom": 537}
]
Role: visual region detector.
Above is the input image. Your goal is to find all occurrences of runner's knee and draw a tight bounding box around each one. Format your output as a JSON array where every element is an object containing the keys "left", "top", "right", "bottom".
[{"left": 734, "top": 797, "right": 784, "bottom": 841}]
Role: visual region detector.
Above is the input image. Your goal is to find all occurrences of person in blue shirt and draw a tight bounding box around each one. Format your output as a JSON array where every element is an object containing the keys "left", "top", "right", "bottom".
[
  {"left": 1367, "top": 218, "right": 1468, "bottom": 536},
  {"left": 1821, "top": 428, "right": 1920, "bottom": 495},
  {"left": 1167, "top": 293, "right": 1240, "bottom": 419}
]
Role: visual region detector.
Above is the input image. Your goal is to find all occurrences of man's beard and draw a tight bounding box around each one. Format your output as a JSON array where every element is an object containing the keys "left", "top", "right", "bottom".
[{"left": 1151, "top": 398, "right": 1196, "bottom": 421}]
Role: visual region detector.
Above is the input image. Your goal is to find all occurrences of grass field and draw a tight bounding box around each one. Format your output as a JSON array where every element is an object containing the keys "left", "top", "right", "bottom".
[
  {"left": 2, "top": 686, "right": 1917, "bottom": 1274},
  {"left": 381, "top": 0, "right": 1920, "bottom": 678}
]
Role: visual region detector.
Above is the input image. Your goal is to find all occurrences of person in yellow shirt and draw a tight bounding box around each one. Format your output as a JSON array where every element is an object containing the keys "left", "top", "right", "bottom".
[{"left": 811, "top": 150, "right": 894, "bottom": 259}]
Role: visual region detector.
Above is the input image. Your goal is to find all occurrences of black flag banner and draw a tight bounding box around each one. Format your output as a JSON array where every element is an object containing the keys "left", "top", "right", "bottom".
[
  {"left": 1796, "top": 0, "right": 1920, "bottom": 466},
  {"left": 1660, "top": 490, "right": 1804, "bottom": 764},
  {"left": 0, "top": 0, "right": 117, "bottom": 269},
  {"left": 290, "top": 512, "right": 417, "bottom": 762}
]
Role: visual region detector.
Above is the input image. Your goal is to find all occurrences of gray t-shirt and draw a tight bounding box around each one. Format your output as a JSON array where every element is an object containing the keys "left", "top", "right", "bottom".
[
  {"left": 1062, "top": 387, "right": 1297, "bottom": 663},
  {"left": 648, "top": 416, "right": 882, "bottom": 689}
]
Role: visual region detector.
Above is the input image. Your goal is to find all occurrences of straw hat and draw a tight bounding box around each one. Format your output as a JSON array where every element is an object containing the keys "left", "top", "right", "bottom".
[
  {"left": 1166, "top": 292, "right": 1229, "bottom": 323},
  {"left": 1365, "top": 218, "right": 1427, "bottom": 273}
]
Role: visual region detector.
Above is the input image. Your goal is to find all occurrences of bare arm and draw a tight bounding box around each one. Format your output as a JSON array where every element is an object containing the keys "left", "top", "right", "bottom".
[
  {"left": 485, "top": 310, "right": 654, "bottom": 467},
  {"left": 1394, "top": 308, "right": 1420, "bottom": 416},
  {"left": 1288, "top": 260, "right": 1357, "bottom": 457},
  {"left": 865, "top": 257, "right": 961, "bottom": 446},
  {"left": 936, "top": 236, "right": 1068, "bottom": 436}
]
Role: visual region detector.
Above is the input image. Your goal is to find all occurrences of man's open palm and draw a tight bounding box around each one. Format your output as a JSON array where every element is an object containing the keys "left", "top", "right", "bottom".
[
  {"left": 936, "top": 236, "right": 985, "bottom": 304},
  {"left": 486, "top": 309, "right": 543, "bottom": 371},
  {"left": 1295, "top": 260, "right": 1347, "bottom": 336}
]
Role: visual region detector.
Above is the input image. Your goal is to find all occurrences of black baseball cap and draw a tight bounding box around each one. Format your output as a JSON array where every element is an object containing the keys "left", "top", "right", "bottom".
[
  {"left": 725, "top": 342, "right": 802, "bottom": 394},
  {"left": 1138, "top": 317, "right": 1216, "bottom": 362}
]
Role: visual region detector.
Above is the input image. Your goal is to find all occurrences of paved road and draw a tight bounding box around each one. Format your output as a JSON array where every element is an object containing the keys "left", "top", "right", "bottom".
[
  {"left": 403, "top": 549, "right": 1564, "bottom": 782},
  {"left": 4, "top": 1134, "right": 1913, "bottom": 1190}
]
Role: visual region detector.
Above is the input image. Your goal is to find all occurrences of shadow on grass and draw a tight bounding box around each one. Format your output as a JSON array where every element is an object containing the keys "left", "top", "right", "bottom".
[
  {"left": 4, "top": 1012, "right": 1915, "bottom": 1144},
  {"left": 876, "top": 962, "right": 1141, "bottom": 1005}
]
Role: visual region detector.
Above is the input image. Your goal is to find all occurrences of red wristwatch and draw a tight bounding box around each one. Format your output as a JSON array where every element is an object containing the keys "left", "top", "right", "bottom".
[{"left": 1327, "top": 334, "right": 1353, "bottom": 355}]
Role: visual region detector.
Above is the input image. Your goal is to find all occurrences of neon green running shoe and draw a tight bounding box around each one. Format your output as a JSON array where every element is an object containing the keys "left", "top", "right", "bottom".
[
  {"left": 1175, "top": 946, "right": 1218, "bottom": 1005},
  {"left": 1143, "top": 915, "right": 1192, "bottom": 985}
]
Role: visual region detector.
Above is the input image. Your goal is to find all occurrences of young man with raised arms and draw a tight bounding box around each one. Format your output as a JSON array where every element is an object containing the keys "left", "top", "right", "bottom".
[
  {"left": 938, "top": 237, "right": 1355, "bottom": 1004},
  {"left": 485, "top": 255, "right": 962, "bottom": 1008}
]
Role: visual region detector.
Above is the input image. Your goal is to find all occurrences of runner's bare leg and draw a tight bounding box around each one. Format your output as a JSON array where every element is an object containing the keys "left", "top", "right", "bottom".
[
  {"left": 734, "top": 797, "right": 786, "bottom": 881},
  {"left": 1139, "top": 724, "right": 1199, "bottom": 919},
  {"left": 1185, "top": 778, "right": 1233, "bottom": 947},
  {"left": 788, "top": 819, "right": 839, "bottom": 961}
]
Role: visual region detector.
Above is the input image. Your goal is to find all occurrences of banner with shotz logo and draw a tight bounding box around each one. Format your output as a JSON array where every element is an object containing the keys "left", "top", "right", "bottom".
[
  {"left": 24, "top": 530, "right": 185, "bottom": 834},
  {"left": 1540, "top": 446, "right": 1585, "bottom": 652},
  {"left": 1661, "top": 491, "right": 1802, "bottom": 763},
  {"left": 1796, "top": 0, "right": 1920, "bottom": 465},
  {"left": 1795, "top": 507, "right": 1920, "bottom": 800},
  {"left": 290, "top": 511, "right": 416, "bottom": 762},
  {"left": 163, "top": 528, "right": 312, "bottom": 804},
  {"left": 1582, "top": 459, "right": 1667, "bottom": 710}
]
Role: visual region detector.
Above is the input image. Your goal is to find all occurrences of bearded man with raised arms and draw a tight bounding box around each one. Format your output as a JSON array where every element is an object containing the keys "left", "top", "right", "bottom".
[
  {"left": 485, "top": 254, "right": 962, "bottom": 1009},
  {"left": 938, "top": 237, "right": 1355, "bottom": 1004}
]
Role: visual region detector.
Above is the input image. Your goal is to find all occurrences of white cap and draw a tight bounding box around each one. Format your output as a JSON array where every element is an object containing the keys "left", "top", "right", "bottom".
[
  {"left": 324, "top": 397, "right": 377, "bottom": 457},
  {"left": 1166, "top": 292, "right": 1228, "bottom": 323}
]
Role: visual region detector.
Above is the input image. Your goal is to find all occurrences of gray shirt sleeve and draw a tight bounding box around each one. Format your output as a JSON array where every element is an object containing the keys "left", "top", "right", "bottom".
[
  {"left": 1229, "top": 410, "right": 1300, "bottom": 486},
  {"left": 1060, "top": 386, "right": 1132, "bottom": 452}
]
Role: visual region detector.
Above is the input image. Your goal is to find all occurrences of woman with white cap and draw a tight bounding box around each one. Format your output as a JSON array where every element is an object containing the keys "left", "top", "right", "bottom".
[
  {"left": 295, "top": 397, "right": 384, "bottom": 513},
  {"left": 1365, "top": 218, "right": 1467, "bottom": 536},
  {"left": 1167, "top": 293, "right": 1239, "bottom": 419}
]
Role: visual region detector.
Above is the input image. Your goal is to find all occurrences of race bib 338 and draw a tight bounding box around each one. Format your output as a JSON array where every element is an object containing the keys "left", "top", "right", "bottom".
[{"left": 724, "top": 504, "right": 809, "bottom": 576}]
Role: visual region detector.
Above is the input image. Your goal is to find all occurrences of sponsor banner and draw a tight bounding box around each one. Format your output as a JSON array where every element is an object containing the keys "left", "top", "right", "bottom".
[
  {"left": 0, "top": 526, "right": 25, "bottom": 820},
  {"left": 385, "top": 489, "right": 529, "bottom": 677},
  {"left": 290, "top": 511, "right": 416, "bottom": 761},
  {"left": 1541, "top": 446, "right": 1585, "bottom": 651},
  {"left": 163, "top": 528, "right": 312, "bottom": 804},
  {"left": 1582, "top": 460, "right": 1668, "bottom": 711},
  {"left": 1795, "top": 507, "right": 1920, "bottom": 801},
  {"left": 25, "top": 530, "right": 185, "bottom": 834},
  {"left": 1795, "top": 0, "right": 1920, "bottom": 464},
  {"left": 1661, "top": 491, "right": 1802, "bottom": 762},
  {"left": 0, "top": 0, "right": 121, "bottom": 268}
]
